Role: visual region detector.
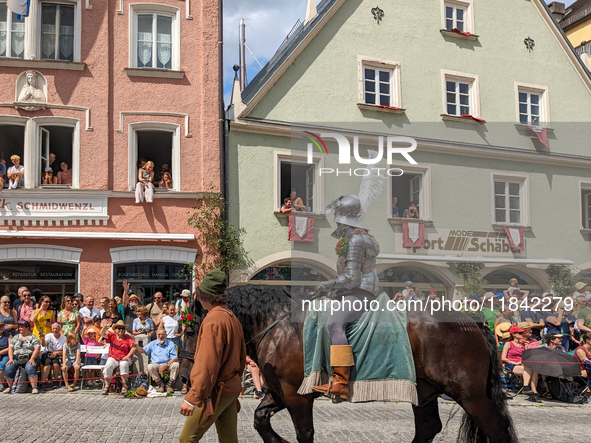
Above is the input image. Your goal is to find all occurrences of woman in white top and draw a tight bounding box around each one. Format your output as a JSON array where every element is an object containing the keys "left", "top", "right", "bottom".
[
  {"left": 156, "top": 303, "right": 182, "bottom": 349},
  {"left": 135, "top": 161, "right": 154, "bottom": 203}
]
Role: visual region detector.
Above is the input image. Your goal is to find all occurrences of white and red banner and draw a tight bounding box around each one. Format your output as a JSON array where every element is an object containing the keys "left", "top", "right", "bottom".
[
  {"left": 402, "top": 222, "right": 425, "bottom": 248},
  {"left": 289, "top": 215, "right": 314, "bottom": 242},
  {"left": 504, "top": 226, "right": 525, "bottom": 251},
  {"left": 528, "top": 126, "right": 549, "bottom": 149}
]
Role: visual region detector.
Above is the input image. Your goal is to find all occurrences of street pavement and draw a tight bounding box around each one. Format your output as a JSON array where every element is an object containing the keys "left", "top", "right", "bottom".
[{"left": 0, "top": 391, "right": 589, "bottom": 442}]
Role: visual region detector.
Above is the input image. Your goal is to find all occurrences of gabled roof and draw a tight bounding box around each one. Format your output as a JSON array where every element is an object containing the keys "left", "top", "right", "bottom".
[
  {"left": 241, "top": 0, "right": 342, "bottom": 105},
  {"left": 561, "top": 0, "right": 591, "bottom": 29},
  {"left": 238, "top": 0, "right": 591, "bottom": 118}
]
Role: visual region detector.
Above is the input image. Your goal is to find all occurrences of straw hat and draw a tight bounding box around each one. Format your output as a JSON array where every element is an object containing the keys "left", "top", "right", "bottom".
[
  {"left": 495, "top": 323, "right": 511, "bottom": 340},
  {"left": 575, "top": 282, "right": 587, "bottom": 291},
  {"left": 134, "top": 386, "right": 148, "bottom": 398},
  {"left": 517, "top": 322, "right": 531, "bottom": 330}
]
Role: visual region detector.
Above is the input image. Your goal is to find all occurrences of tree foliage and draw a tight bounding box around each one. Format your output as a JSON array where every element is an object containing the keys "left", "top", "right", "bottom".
[
  {"left": 187, "top": 183, "right": 251, "bottom": 280},
  {"left": 456, "top": 263, "right": 488, "bottom": 297},
  {"left": 545, "top": 265, "right": 575, "bottom": 299}
]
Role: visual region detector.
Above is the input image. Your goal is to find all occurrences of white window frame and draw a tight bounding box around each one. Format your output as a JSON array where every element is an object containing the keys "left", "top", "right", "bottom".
[
  {"left": 358, "top": 56, "right": 402, "bottom": 109},
  {"left": 129, "top": 3, "right": 181, "bottom": 71},
  {"left": 514, "top": 82, "right": 550, "bottom": 126},
  {"left": 441, "top": 69, "right": 480, "bottom": 118},
  {"left": 29, "top": 116, "right": 81, "bottom": 189},
  {"left": 128, "top": 121, "right": 181, "bottom": 192},
  {"left": 0, "top": 1, "right": 27, "bottom": 58},
  {"left": 23, "top": 0, "right": 82, "bottom": 62},
  {"left": 581, "top": 182, "right": 591, "bottom": 230},
  {"left": 273, "top": 151, "right": 324, "bottom": 214},
  {"left": 387, "top": 163, "right": 432, "bottom": 221},
  {"left": 491, "top": 172, "right": 530, "bottom": 227},
  {"left": 441, "top": 0, "right": 474, "bottom": 34}
]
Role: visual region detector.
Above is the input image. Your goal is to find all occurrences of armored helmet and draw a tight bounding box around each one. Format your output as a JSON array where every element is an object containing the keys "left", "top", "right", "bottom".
[{"left": 325, "top": 195, "right": 369, "bottom": 231}]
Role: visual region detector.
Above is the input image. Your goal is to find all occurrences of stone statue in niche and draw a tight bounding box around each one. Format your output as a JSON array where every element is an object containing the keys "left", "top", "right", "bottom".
[{"left": 14, "top": 70, "right": 47, "bottom": 111}]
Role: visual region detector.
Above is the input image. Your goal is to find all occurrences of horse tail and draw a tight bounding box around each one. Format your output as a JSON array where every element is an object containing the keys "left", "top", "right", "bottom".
[{"left": 457, "top": 326, "right": 518, "bottom": 443}]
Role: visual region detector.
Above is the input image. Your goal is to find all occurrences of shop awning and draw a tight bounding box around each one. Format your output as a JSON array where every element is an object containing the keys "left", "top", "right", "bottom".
[
  {"left": 377, "top": 254, "right": 573, "bottom": 266},
  {"left": 0, "top": 231, "right": 195, "bottom": 241}
]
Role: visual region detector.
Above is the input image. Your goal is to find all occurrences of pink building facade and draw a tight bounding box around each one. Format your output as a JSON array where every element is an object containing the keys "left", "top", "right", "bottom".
[{"left": 0, "top": 0, "right": 220, "bottom": 302}]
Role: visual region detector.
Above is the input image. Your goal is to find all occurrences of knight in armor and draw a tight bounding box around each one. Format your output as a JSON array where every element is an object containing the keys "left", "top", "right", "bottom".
[{"left": 311, "top": 195, "right": 380, "bottom": 399}]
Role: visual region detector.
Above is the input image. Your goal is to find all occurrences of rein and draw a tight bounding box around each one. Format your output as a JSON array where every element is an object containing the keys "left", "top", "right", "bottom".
[{"left": 245, "top": 292, "right": 325, "bottom": 348}]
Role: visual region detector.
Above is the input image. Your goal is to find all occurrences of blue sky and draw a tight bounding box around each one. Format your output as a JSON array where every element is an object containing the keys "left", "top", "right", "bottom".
[{"left": 223, "top": 0, "right": 579, "bottom": 105}]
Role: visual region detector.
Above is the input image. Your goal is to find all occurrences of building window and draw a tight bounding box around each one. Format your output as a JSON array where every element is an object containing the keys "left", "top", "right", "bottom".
[
  {"left": 274, "top": 152, "right": 324, "bottom": 214},
  {"left": 130, "top": 5, "right": 180, "bottom": 71},
  {"left": 445, "top": 3, "right": 466, "bottom": 32},
  {"left": 129, "top": 122, "right": 180, "bottom": 192},
  {"left": 515, "top": 84, "right": 549, "bottom": 126},
  {"left": 441, "top": 0, "right": 474, "bottom": 34},
  {"left": 0, "top": 2, "right": 25, "bottom": 58},
  {"left": 392, "top": 172, "right": 423, "bottom": 218},
  {"left": 39, "top": 125, "right": 74, "bottom": 186},
  {"left": 364, "top": 66, "right": 392, "bottom": 106},
  {"left": 358, "top": 56, "right": 402, "bottom": 109},
  {"left": 40, "top": 3, "right": 75, "bottom": 61},
  {"left": 582, "top": 187, "right": 591, "bottom": 229},
  {"left": 494, "top": 179, "right": 523, "bottom": 224},
  {"left": 446, "top": 80, "right": 470, "bottom": 116}
]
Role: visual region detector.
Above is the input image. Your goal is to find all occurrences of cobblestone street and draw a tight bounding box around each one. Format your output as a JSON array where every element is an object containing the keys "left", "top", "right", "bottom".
[{"left": 0, "top": 391, "right": 588, "bottom": 442}]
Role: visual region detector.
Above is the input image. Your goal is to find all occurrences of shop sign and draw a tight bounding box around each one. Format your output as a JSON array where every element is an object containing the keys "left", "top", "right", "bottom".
[
  {"left": 0, "top": 192, "right": 108, "bottom": 222},
  {"left": 395, "top": 227, "right": 525, "bottom": 257}
]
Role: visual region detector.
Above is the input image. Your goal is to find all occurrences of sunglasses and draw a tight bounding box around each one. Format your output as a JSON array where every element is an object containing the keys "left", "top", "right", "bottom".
[{"left": 24, "top": 295, "right": 31, "bottom": 298}]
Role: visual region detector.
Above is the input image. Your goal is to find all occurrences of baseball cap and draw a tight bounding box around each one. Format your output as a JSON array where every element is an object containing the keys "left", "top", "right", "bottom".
[
  {"left": 468, "top": 295, "right": 480, "bottom": 300},
  {"left": 429, "top": 290, "right": 437, "bottom": 295},
  {"left": 517, "top": 322, "right": 531, "bottom": 330},
  {"left": 482, "top": 292, "right": 495, "bottom": 300},
  {"left": 18, "top": 320, "right": 31, "bottom": 329},
  {"left": 73, "top": 292, "right": 83, "bottom": 298},
  {"left": 92, "top": 315, "right": 101, "bottom": 322},
  {"left": 405, "top": 281, "right": 413, "bottom": 286},
  {"left": 181, "top": 289, "right": 191, "bottom": 297},
  {"left": 509, "top": 326, "right": 525, "bottom": 334},
  {"left": 495, "top": 292, "right": 504, "bottom": 299},
  {"left": 546, "top": 332, "right": 564, "bottom": 340}
]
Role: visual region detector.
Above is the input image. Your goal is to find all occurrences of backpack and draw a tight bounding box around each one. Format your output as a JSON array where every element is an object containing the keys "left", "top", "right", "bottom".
[
  {"left": 130, "top": 372, "right": 149, "bottom": 391},
  {"left": 10, "top": 366, "right": 29, "bottom": 394}
]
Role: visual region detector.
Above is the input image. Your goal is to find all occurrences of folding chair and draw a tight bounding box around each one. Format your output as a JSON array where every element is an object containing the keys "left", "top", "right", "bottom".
[
  {"left": 501, "top": 364, "right": 523, "bottom": 395},
  {"left": 575, "top": 360, "right": 591, "bottom": 398},
  {"left": 80, "top": 344, "right": 110, "bottom": 390}
]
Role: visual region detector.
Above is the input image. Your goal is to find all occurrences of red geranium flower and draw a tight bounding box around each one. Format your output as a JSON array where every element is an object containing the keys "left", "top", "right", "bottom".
[{"left": 187, "top": 314, "right": 194, "bottom": 321}]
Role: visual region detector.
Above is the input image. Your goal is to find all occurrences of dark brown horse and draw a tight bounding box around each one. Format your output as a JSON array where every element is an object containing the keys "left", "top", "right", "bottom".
[{"left": 225, "top": 285, "right": 518, "bottom": 443}]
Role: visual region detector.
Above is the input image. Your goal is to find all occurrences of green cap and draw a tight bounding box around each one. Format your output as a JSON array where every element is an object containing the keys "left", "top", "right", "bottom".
[{"left": 199, "top": 269, "right": 228, "bottom": 295}]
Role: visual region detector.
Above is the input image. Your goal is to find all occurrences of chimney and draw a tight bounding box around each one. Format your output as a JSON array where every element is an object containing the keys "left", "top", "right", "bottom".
[
  {"left": 548, "top": 2, "right": 566, "bottom": 22},
  {"left": 304, "top": 0, "right": 318, "bottom": 26}
]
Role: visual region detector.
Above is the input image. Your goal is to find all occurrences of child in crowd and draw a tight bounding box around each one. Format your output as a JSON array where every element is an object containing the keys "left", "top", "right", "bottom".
[
  {"left": 62, "top": 332, "right": 81, "bottom": 392},
  {"left": 135, "top": 160, "right": 155, "bottom": 204},
  {"left": 82, "top": 327, "right": 104, "bottom": 387},
  {"left": 157, "top": 303, "right": 182, "bottom": 349},
  {"left": 7, "top": 155, "right": 24, "bottom": 189}
]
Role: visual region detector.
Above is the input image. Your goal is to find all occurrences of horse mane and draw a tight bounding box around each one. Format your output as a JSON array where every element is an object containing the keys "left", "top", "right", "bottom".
[{"left": 226, "top": 284, "right": 301, "bottom": 355}]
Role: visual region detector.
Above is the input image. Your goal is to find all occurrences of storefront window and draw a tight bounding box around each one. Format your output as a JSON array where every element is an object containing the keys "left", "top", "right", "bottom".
[
  {"left": 0, "top": 261, "right": 77, "bottom": 309},
  {"left": 250, "top": 262, "right": 331, "bottom": 283},
  {"left": 378, "top": 266, "right": 446, "bottom": 299},
  {"left": 482, "top": 269, "right": 542, "bottom": 293},
  {"left": 114, "top": 263, "right": 191, "bottom": 304}
]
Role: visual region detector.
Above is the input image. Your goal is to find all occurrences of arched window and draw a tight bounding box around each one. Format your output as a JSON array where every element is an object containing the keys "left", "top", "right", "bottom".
[
  {"left": 378, "top": 266, "right": 446, "bottom": 299},
  {"left": 250, "top": 261, "right": 333, "bottom": 296},
  {"left": 482, "top": 269, "right": 542, "bottom": 293}
]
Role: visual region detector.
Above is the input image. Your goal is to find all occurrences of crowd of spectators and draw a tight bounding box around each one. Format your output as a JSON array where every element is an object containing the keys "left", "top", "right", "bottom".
[{"left": 0, "top": 282, "right": 191, "bottom": 395}]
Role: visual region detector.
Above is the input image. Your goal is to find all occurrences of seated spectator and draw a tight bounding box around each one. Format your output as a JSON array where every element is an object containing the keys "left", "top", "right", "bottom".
[
  {"left": 157, "top": 303, "right": 182, "bottom": 349},
  {"left": 155, "top": 163, "right": 170, "bottom": 183},
  {"left": 61, "top": 332, "right": 81, "bottom": 392},
  {"left": 0, "top": 296, "right": 18, "bottom": 336},
  {"left": 100, "top": 319, "right": 137, "bottom": 395},
  {"left": 575, "top": 332, "right": 591, "bottom": 378},
  {"left": 539, "top": 332, "right": 567, "bottom": 352},
  {"left": 280, "top": 197, "right": 294, "bottom": 214},
  {"left": 56, "top": 162, "right": 72, "bottom": 185},
  {"left": 31, "top": 296, "right": 55, "bottom": 340},
  {"left": 102, "top": 299, "right": 122, "bottom": 327},
  {"left": 7, "top": 155, "right": 24, "bottom": 189},
  {"left": 0, "top": 321, "right": 12, "bottom": 392},
  {"left": 158, "top": 172, "right": 173, "bottom": 189},
  {"left": 40, "top": 323, "right": 66, "bottom": 391},
  {"left": 57, "top": 296, "right": 80, "bottom": 335},
  {"left": 391, "top": 196, "right": 399, "bottom": 217},
  {"left": 403, "top": 202, "right": 420, "bottom": 219},
  {"left": 79, "top": 296, "right": 101, "bottom": 329},
  {"left": 517, "top": 323, "right": 539, "bottom": 349},
  {"left": 135, "top": 160, "right": 155, "bottom": 204},
  {"left": 137, "top": 328, "right": 179, "bottom": 393},
  {"left": 82, "top": 327, "right": 103, "bottom": 387},
  {"left": 246, "top": 355, "right": 265, "bottom": 399},
  {"left": 290, "top": 188, "right": 307, "bottom": 212},
  {"left": 501, "top": 326, "right": 540, "bottom": 397},
  {"left": 138, "top": 158, "right": 147, "bottom": 169},
  {"left": 41, "top": 167, "right": 57, "bottom": 185},
  {"left": 132, "top": 306, "right": 154, "bottom": 346},
  {"left": 0, "top": 160, "right": 6, "bottom": 189},
  {"left": 5, "top": 320, "right": 41, "bottom": 394}
]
